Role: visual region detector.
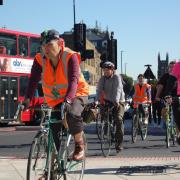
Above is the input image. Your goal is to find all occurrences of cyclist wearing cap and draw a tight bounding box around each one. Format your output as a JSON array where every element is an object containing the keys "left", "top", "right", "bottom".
[
  {"left": 22, "top": 29, "right": 89, "bottom": 161},
  {"left": 130, "top": 74, "right": 151, "bottom": 125},
  {"left": 96, "top": 61, "right": 125, "bottom": 152},
  {"left": 164, "top": 61, "right": 180, "bottom": 145}
]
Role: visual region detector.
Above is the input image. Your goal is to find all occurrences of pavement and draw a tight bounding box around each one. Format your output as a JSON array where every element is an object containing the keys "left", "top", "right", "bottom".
[
  {"left": 0, "top": 156, "right": 180, "bottom": 180},
  {"left": 0, "top": 120, "right": 179, "bottom": 180}
]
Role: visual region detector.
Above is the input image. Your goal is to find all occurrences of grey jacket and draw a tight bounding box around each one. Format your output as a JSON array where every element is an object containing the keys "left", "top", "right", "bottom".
[{"left": 96, "top": 74, "right": 125, "bottom": 103}]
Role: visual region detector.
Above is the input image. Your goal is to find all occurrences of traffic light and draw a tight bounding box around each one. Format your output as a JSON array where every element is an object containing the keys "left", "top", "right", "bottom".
[
  {"left": 0, "top": 0, "right": 3, "bottom": 5},
  {"left": 85, "top": 49, "right": 94, "bottom": 59},
  {"left": 74, "top": 23, "right": 86, "bottom": 60},
  {"left": 107, "top": 38, "right": 117, "bottom": 69}
]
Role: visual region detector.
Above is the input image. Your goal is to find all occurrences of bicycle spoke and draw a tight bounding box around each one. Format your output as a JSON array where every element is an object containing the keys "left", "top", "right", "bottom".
[{"left": 62, "top": 134, "right": 85, "bottom": 180}]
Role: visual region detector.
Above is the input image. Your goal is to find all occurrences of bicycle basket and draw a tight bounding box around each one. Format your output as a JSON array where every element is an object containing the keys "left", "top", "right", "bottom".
[{"left": 82, "top": 108, "right": 96, "bottom": 124}]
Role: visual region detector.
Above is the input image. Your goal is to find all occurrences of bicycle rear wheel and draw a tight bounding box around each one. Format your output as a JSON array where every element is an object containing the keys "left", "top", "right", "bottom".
[
  {"left": 26, "top": 130, "right": 48, "bottom": 180},
  {"left": 170, "top": 124, "right": 176, "bottom": 146},
  {"left": 166, "top": 121, "right": 170, "bottom": 148},
  {"left": 100, "top": 115, "right": 111, "bottom": 157},
  {"left": 62, "top": 133, "right": 86, "bottom": 180},
  {"left": 132, "top": 114, "right": 138, "bottom": 143}
]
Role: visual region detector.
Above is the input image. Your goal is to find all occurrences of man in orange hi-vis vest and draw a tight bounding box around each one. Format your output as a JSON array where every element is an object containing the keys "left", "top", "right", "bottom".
[
  {"left": 131, "top": 74, "right": 151, "bottom": 124},
  {"left": 22, "top": 29, "right": 89, "bottom": 161}
]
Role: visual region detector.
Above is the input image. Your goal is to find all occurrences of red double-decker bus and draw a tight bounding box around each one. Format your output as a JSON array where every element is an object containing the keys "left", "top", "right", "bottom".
[{"left": 0, "top": 28, "right": 44, "bottom": 125}]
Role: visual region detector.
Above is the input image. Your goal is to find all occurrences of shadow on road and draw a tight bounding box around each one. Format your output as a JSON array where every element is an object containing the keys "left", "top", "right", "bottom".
[{"left": 84, "top": 164, "right": 180, "bottom": 176}]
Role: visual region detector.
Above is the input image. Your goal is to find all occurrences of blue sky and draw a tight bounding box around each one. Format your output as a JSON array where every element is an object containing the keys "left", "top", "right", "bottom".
[{"left": 1, "top": 0, "right": 180, "bottom": 79}]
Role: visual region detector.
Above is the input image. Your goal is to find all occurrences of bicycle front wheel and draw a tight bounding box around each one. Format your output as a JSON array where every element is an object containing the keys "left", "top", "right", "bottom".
[
  {"left": 140, "top": 116, "right": 148, "bottom": 141},
  {"left": 96, "top": 112, "right": 102, "bottom": 140},
  {"left": 132, "top": 114, "right": 138, "bottom": 143},
  {"left": 62, "top": 133, "right": 86, "bottom": 180},
  {"left": 100, "top": 118, "right": 111, "bottom": 157},
  {"left": 26, "top": 130, "right": 48, "bottom": 180}
]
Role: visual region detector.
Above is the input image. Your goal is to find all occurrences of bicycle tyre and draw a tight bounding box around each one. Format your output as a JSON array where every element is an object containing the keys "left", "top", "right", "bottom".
[
  {"left": 96, "top": 112, "right": 102, "bottom": 140},
  {"left": 140, "top": 115, "right": 148, "bottom": 141},
  {"left": 62, "top": 133, "right": 86, "bottom": 180},
  {"left": 166, "top": 121, "right": 170, "bottom": 148},
  {"left": 26, "top": 130, "right": 48, "bottom": 180},
  {"left": 171, "top": 125, "right": 176, "bottom": 146},
  {"left": 100, "top": 112, "right": 111, "bottom": 157},
  {"left": 132, "top": 113, "right": 138, "bottom": 143},
  {"left": 140, "top": 125, "right": 148, "bottom": 140}
]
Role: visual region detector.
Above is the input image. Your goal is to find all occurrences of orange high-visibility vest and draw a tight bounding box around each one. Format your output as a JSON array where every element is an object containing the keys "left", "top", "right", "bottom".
[
  {"left": 35, "top": 47, "right": 89, "bottom": 107},
  {"left": 133, "top": 83, "right": 150, "bottom": 108}
]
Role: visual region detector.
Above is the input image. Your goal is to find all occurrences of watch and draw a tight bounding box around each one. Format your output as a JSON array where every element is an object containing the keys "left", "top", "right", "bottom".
[{"left": 65, "top": 99, "right": 72, "bottom": 104}]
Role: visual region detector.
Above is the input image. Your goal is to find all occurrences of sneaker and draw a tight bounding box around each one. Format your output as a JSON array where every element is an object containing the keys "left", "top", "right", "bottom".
[
  {"left": 72, "top": 140, "right": 85, "bottom": 161},
  {"left": 115, "top": 143, "right": 123, "bottom": 153}
]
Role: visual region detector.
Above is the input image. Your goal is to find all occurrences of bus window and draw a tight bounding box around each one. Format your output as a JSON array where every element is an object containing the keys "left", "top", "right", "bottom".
[
  {"left": 29, "top": 37, "right": 40, "bottom": 57},
  {"left": 19, "top": 36, "right": 28, "bottom": 57},
  {"left": 0, "top": 46, "right": 6, "bottom": 54},
  {"left": 0, "top": 32, "right": 17, "bottom": 55},
  {"left": 19, "top": 76, "right": 29, "bottom": 97}
]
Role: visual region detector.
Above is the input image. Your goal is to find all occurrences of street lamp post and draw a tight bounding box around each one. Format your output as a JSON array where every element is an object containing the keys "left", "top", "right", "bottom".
[
  {"left": 125, "top": 63, "right": 127, "bottom": 75},
  {"left": 120, "top": 50, "right": 124, "bottom": 74},
  {"left": 73, "top": 0, "right": 76, "bottom": 25}
]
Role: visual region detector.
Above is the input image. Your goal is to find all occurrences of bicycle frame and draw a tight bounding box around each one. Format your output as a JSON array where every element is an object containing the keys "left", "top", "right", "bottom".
[{"left": 164, "top": 102, "right": 176, "bottom": 148}]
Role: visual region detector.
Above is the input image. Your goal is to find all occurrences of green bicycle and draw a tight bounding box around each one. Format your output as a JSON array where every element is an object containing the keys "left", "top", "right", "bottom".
[
  {"left": 163, "top": 99, "right": 176, "bottom": 148},
  {"left": 26, "top": 103, "right": 86, "bottom": 180}
]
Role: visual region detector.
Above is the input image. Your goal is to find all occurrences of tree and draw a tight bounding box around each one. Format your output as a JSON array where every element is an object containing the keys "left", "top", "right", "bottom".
[{"left": 121, "top": 74, "right": 133, "bottom": 97}]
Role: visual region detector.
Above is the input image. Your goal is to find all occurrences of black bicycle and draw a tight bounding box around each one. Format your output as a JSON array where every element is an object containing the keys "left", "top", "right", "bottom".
[
  {"left": 95, "top": 104, "right": 103, "bottom": 140},
  {"left": 132, "top": 103, "right": 149, "bottom": 143},
  {"left": 99, "top": 102, "right": 116, "bottom": 157}
]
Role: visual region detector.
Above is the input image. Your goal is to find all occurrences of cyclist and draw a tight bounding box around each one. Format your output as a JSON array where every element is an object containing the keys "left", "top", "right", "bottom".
[
  {"left": 164, "top": 61, "right": 180, "bottom": 145},
  {"left": 21, "top": 29, "right": 89, "bottom": 161},
  {"left": 96, "top": 61, "right": 125, "bottom": 152},
  {"left": 131, "top": 74, "right": 151, "bottom": 125},
  {"left": 155, "top": 61, "right": 176, "bottom": 127}
]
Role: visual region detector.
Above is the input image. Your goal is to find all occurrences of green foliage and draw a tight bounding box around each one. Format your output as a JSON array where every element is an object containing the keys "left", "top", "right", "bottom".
[{"left": 121, "top": 74, "right": 133, "bottom": 97}]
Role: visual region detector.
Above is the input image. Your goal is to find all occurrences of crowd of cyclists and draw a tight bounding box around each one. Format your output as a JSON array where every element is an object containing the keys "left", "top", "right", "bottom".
[
  {"left": 18, "top": 29, "right": 180, "bottom": 180},
  {"left": 95, "top": 59, "right": 180, "bottom": 152},
  {"left": 21, "top": 29, "right": 180, "bottom": 172}
]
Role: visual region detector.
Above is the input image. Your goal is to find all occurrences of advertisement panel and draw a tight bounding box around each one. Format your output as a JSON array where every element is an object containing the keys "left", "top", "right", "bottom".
[{"left": 0, "top": 57, "right": 33, "bottom": 73}]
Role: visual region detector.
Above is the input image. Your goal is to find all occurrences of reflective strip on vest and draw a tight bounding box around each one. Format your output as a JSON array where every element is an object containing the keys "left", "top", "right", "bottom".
[{"left": 43, "top": 92, "right": 66, "bottom": 99}]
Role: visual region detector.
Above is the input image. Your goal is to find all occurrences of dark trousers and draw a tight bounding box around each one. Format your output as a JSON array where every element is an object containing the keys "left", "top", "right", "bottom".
[
  {"left": 51, "top": 96, "right": 88, "bottom": 150},
  {"left": 102, "top": 100, "right": 125, "bottom": 145},
  {"left": 113, "top": 102, "right": 125, "bottom": 145},
  {"left": 152, "top": 101, "right": 162, "bottom": 125},
  {"left": 66, "top": 96, "right": 88, "bottom": 135},
  {"left": 172, "top": 99, "right": 180, "bottom": 131}
]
